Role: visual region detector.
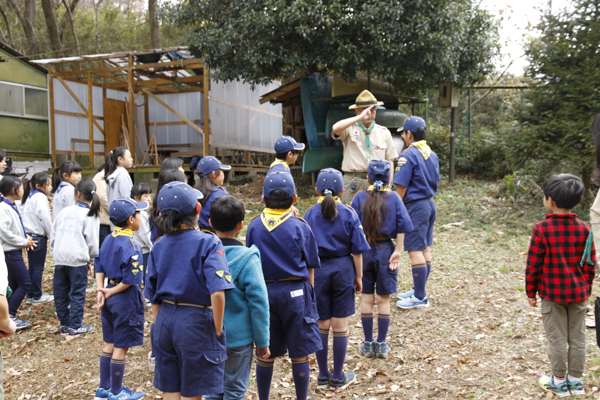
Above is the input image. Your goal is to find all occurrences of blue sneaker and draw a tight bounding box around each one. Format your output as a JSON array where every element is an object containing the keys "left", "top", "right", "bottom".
[
  {"left": 359, "top": 340, "right": 375, "bottom": 358},
  {"left": 69, "top": 324, "right": 95, "bottom": 337},
  {"left": 11, "top": 317, "right": 30, "bottom": 330},
  {"left": 539, "top": 375, "right": 570, "bottom": 398},
  {"left": 396, "top": 295, "right": 430, "bottom": 309},
  {"left": 94, "top": 387, "right": 110, "bottom": 400},
  {"left": 317, "top": 370, "right": 331, "bottom": 388},
  {"left": 108, "top": 386, "right": 144, "bottom": 400},
  {"left": 60, "top": 326, "right": 73, "bottom": 337},
  {"left": 375, "top": 341, "right": 391, "bottom": 359},
  {"left": 566, "top": 375, "right": 584, "bottom": 395},
  {"left": 329, "top": 370, "right": 356, "bottom": 390},
  {"left": 397, "top": 288, "right": 414, "bottom": 299}
]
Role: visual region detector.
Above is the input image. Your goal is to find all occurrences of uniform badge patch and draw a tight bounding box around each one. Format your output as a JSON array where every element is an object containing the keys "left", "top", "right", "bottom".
[
  {"left": 132, "top": 262, "right": 139, "bottom": 268},
  {"left": 217, "top": 250, "right": 225, "bottom": 256},
  {"left": 132, "top": 269, "right": 139, "bottom": 275},
  {"left": 354, "top": 131, "right": 359, "bottom": 140},
  {"left": 131, "top": 255, "right": 139, "bottom": 261},
  {"left": 225, "top": 275, "right": 232, "bottom": 282},
  {"left": 216, "top": 270, "right": 224, "bottom": 278},
  {"left": 398, "top": 157, "right": 408, "bottom": 166}
]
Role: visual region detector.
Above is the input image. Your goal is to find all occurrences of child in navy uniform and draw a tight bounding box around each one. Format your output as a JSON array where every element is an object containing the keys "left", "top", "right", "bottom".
[
  {"left": 304, "top": 168, "right": 371, "bottom": 390},
  {"left": 206, "top": 195, "right": 270, "bottom": 400},
  {"left": 94, "top": 197, "right": 148, "bottom": 400},
  {"left": 246, "top": 171, "right": 321, "bottom": 400},
  {"left": 146, "top": 182, "right": 234, "bottom": 399},
  {"left": 194, "top": 156, "right": 232, "bottom": 232},
  {"left": 351, "top": 159, "right": 413, "bottom": 359},
  {"left": 393, "top": 117, "right": 440, "bottom": 309}
]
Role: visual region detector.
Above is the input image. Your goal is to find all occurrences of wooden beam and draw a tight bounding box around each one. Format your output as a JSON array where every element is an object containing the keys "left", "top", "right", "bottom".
[
  {"left": 152, "top": 120, "right": 205, "bottom": 127},
  {"left": 203, "top": 67, "right": 210, "bottom": 157},
  {"left": 49, "top": 73, "right": 57, "bottom": 166},
  {"left": 53, "top": 59, "right": 204, "bottom": 77},
  {"left": 56, "top": 150, "right": 105, "bottom": 156},
  {"left": 128, "top": 54, "right": 136, "bottom": 164},
  {"left": 71, "top": 139, "right": 105, "bottom": 145},
  {"left": 259, "top": 80, "right": 301, "bottom": 104},
  {"left": 54, "top": 75, "right": 105, "bottom": 135},
  {"left": 144, "top": 93, "right": 150, "bottom": 145},
  {"left": 55, "top": 110, "right": 104, "bottom": 120},
  {"left": 88, "top": 73, "right": 95, "bottom": 168},
  {"left": 142, "top": 88, "right": 204, "bottom": 137}
]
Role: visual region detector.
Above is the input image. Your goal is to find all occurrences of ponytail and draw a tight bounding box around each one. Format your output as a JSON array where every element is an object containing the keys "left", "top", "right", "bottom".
[
  {"left": 361, "top": 187, "right": 388, "bottom": 248},
  {"left": 104, "top": 146, "right": 128, "bottom": 182},
  {"left": 52, "top": 160, "right": 82, "bottom": 194},
  {"left": 22, "top": 172, "right": 50, "bottom": 205},
  {"left": 320, "top": 191, "right": 338, "bottom": 222},
  {"left": 194, "top": 174, "right": 216, "bottom": 207},
  {"left": 75, "top": 178, "right": 100, "bottom": 218}
]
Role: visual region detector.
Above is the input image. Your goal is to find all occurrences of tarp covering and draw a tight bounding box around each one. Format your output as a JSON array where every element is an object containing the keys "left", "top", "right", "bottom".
[{"left": 300, "top": 74, "right": 339, "bottom": 150}]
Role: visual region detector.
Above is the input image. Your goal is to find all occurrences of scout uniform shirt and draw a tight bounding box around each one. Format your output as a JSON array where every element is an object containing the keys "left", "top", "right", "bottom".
[
  {"left": 94, "top": 227, "right": 144, "bottom": 287},
  {"left": 246, "top": 209, "right": 321, "bottom": 280},
  {"left": 333, "top": 123, "right": 398, "bottom": 173},
  {"left": 351, "top": 189, "right": 414, "bottom": 239},
  {"left": 199, "top": 186, "right": 229, "bottom": 230},
  {"left": 393, "top": 141, "right": 440, "bottom": 201},
  {"left": 146, "top": 229, "right": 234, "bottom": 305},
  {"left": 52, "top": 181, "right": 75, "bottom": 219},
  {"left": 303, "top": 199, "right": 371, "bottom": 258}
]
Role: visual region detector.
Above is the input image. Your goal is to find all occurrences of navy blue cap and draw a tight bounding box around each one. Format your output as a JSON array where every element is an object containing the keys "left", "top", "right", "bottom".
[
  {"left": 274, "top": 136, "right": 305, "bottom": 153},
  {"left": 263, "top": 171, "right": 296, "bottom": 199},
  {"left": 109, "top": 197, "right": 149, "bottom": 225},
  {"left": 400, "top": 116, "right": 426, "bottom": 133},
  {"left": 316, "top": 168, "right": 343, "bottom": 196},
  {"left": 368, "top": 159, "right": 391, "bottom": 183},
  {"left": 196, "top": 156, "right": 231, "bottom": 177},
  {"left": 157, "top": 182, "right": 198, "bottom": 215}
]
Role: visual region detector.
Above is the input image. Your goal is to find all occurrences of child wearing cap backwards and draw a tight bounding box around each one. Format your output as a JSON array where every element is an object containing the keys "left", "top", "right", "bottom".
[
  {"left": 303, "top": 168, "right": 371, "bottom": 390},
  {"left": 393, "top": 117, "right": 440, "bottom": 310},
  {"left": 526, "top": 174, "right": 595, "bottom": 397},
  {"left": 205, "top": 195, "right": 270, "bottom": 400},
  {"left": 194, "top": 156, "right": 232, "bottom": 232},
  {"left": 351, "top": 159, "right": 413, "bottom": 359},
  {"left": 94, "top": 196, "right": 148, "bottom": 400},
  {"left": 146, "top": 182, "right": 234, "bottom": 400},
  {"left": 51, "top": 178, "right": 100, "bottom": 337},
  {"left": 246, "top": 171, "right": 322, "bottom": 400}
]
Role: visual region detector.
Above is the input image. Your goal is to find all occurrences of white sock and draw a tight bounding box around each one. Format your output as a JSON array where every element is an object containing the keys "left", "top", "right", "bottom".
[
  {"left": 553, "top": 375, "right": 566, "bottom": 384},
  {"left": 567, "top": 375, "right": 581, "bottom": 383}
]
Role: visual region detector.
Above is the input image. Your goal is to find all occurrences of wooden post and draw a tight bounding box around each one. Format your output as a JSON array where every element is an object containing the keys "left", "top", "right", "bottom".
[
  {"left": 49, "top": 73, "right": 57, "bottom": 166},
  {"left": 128, "top": 54, "right": 136, "bottom": 164},
  {"left": 203, "top": 65, "right": 210, "bottom": 158},
  {"left": 88, "top": 73, "right": 95, "bottom": 168},
  {"left": 449, "top": 107, "right": 457, "bottom": 183},
  {"left": 144, "top": 93, "right": 150, "bottom": 145}
]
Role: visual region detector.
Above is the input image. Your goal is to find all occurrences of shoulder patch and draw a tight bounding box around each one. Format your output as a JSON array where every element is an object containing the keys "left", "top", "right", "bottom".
[
  {"left": 225, "top": 274, "right": 232, "bottom": 282},
  {"left": 398, "top": 157, "right": 408, "bottom": 166},
  {"left": 216, "top": 270, "right": 224, "bottom": 278}
]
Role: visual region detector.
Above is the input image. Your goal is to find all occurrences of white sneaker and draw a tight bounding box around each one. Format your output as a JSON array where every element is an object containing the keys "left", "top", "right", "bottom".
[
  {"left": 396, "top": 295, "right": 430, "bottom": 309},
  {"left": 30, "top": 293, "right": 54, "bottom": 305}
]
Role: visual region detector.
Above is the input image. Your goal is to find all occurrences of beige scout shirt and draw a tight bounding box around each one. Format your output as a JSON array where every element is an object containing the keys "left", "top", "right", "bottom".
[{"left": 333, "top": 123, "right": 398, "bottom": 172}]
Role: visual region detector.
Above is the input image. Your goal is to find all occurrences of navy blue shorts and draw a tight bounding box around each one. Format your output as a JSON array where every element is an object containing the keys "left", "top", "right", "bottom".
[
  {"left": 153, "top": 302, "right": 227, "bottom": 397},
  {"left": 404, "top": 197, "right": 436, "bottom": 252},
  {"left": 362, "top": 240, "right": 398, "bottom": 296},
  {"left": 314, "top": 256, "right": 356, "bottom": 320},
  {"left": 267, "top": 280, "right": 321, "bottom": 358},
  {"left": 101, "top": 285, "right": 145, "bottom": 348}
]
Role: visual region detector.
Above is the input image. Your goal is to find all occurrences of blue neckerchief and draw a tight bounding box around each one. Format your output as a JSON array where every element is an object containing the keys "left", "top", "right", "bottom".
[
  {"left": 28, "top": 189, "right": 41, "bottom": 199},
  {"left": 76, "top": 201, "right": 90, "bottom": 209},
  {"left": 56, "top": 182, "right": 71, "bottom": 194},
  {"left": 2, "top": 197, "right": 26, "bottom": 238}
]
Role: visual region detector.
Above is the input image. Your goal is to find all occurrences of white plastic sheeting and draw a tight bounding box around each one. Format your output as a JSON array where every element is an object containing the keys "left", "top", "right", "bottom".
[{"left": 51, "top": 77, "right": 283, "bottom": 159}]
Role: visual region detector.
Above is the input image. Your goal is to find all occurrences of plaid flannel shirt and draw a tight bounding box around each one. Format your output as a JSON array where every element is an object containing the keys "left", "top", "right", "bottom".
[{"left": 526, "top": 213, "right": 596, "bottom": 303}]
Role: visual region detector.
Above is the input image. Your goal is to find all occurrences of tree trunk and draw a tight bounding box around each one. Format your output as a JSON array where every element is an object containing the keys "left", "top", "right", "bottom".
[
  {"left": 58, "top": 0, "right": 79, "bottom": 36},
  {"left": 60, "top": 0, "right": 79, "bottom": 57},
  {"left": 149, "top": 0, "right": 161, "bottom": 48},
  {"left": 0, "top": 2, "right": 15, "bottom": 48},
  {"left": 40, "top": 0, "right": 63, "bottom": 59},
  {"left": 6, "top": 0, "right": 38, "bottom": 57}
]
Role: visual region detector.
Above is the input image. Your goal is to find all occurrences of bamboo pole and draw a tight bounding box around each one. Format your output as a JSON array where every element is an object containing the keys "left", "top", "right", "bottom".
[
  {"left": 49, "top": 74, "right": 57, "bottom": 166},
  {"left": 88, "top": 73, "right": 95, "bottom": 168},
  {"left": 128, "top": 54, "right": 136, "bottom": 164},
  {"left": 203, "top": 66, "right": 210, "bottom": 157}
]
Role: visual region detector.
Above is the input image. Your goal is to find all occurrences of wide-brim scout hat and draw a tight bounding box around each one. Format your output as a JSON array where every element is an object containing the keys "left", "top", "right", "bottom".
[
  {"left": 367, "top": 159, "right": 391, "bottom": 184},
  {"left": 158, "top": 182, "right": 197, "bottom": 215},
  {"left": 109, "top": 197, "right": 149, "bottom": 225},
  {"left": 263, "top": 171, "right": 296, "bottom": 200},
  {"left": 196, "top": 156, "right": 232, "bottom": 177},
  {"left": 275, "top": 135, "right": 305, "bottom": 153},
  {"left": 316, "top": 168, "right": 344, "bottom": 196},
  {"left": 349, "top": 90, "right": 384, "bottom": 110}
]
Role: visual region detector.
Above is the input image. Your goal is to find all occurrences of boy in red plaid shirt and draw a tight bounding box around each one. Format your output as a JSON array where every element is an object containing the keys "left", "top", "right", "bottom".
[{"left": 526, "top": 174, "right": 596, "bottom": 397}]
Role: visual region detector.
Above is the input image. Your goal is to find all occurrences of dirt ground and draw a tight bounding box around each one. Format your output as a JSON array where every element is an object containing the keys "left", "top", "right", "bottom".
[{"left": 4, "top": 176, "right": 600, "bottom": 400}]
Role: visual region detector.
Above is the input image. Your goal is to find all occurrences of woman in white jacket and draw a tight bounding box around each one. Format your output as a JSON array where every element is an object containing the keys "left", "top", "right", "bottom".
[{"left": 0, "top": 176, "right": 36, "bottom": 329}]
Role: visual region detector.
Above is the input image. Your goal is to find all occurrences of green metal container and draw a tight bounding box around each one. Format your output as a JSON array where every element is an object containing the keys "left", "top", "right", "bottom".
[
  {"left": 325, "top": 109, "right": 409, "bottom": 138},
  {"left": 302, "top": 146, "right": 344, "bottom": 173}
]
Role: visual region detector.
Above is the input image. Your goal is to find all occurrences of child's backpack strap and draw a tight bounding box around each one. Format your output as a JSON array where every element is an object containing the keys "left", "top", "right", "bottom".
[{"left": 580, "top": 230, "right": 594, "bottom": 268}]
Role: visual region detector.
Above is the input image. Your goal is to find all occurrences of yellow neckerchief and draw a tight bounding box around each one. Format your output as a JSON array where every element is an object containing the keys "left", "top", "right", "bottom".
[
  {"left": 409, "top": 140, "right": 431, "bottom": 160},
  {"left": 261, "top": 208, "right": 293, "bottom": 232},
  {"left": 174, "top": 225, "right": 198, "bottom": 231},
  {"left": 270, "top": 159, "right": 290, "bottom": 169},
  {"left": 317, "top": 196, "right": 341, "bottom": 204},
  {"left": 112, "top": 227, "right": 134, "bottom": 237},
  {"left": 367, "top": 185, "right": 391, "bottom": 192}
]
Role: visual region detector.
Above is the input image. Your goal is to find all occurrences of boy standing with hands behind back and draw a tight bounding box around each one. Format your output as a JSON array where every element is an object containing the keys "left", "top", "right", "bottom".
[{"left": 526, "top": 174, "right": 596, "bottom": 398}]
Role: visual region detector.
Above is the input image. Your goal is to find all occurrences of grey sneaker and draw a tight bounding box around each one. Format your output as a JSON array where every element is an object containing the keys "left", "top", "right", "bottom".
[
  {"left": 375, "top": 341, "right": 391, "bottom": 359},
  {"left": 317, "top": 370, "right": 331, "bottom": 388},
  {"left": 30, "top": 293, "right": 54, "bottom": 305},
  {"left": 329, "top": 370, "right": 356, "bottom": 390},
  {"left": 359, "top": 340, "right": 375, "bottom": 358},
  {"left": 25, "top": 297, "right": 33, "bottom": 305},
  {"left": 397, "top": 288, "right": 415, "bottom": 299},
  {"left": 148, "top": 353, "right": 155, "bottom": 371},
  {"left": 69, "top": 324, "right": 95, "bottom": 337}
]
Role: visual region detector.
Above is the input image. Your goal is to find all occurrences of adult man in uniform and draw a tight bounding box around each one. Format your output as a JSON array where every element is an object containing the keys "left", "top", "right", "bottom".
[{"left": 332, "top": 90, "right": 398, "bottom": 204}]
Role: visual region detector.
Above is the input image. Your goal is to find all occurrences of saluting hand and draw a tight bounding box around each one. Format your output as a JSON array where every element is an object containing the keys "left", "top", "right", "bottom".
[{"left": 358, "top": 105, "right": 375, "bottom": 122}]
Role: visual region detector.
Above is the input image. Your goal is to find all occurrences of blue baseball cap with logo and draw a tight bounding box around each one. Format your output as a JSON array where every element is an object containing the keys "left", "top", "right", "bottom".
[
  {"left": 316, "top": 168, "right": 344, "bottom": 196},
  {"left": 263, "top": 171, "right": 296, "bottom": 199},
  {"left": 109, "top": 197, "right": 149, "bottom": 225},
  {"left": 400, "top": 116, "right": 426, "bottom": 133},
  {"left": 157, "top": 182, "right": 199, "bottom": 215},
  {"left": 275, "top": 136, "right": 305, "bottom": 153},
  {"left": 368, "top": 159, "right": 391, "bottom": 183},
  {"left": 196, "top": 156, "right": 232, "bottom": 177}
]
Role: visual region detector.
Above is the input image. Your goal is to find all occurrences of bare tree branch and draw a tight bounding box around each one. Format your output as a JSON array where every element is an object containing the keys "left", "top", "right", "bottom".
[
  {"left": 0, "top": 1, "right": 15, "bottom": 48},
  {"left": 6, "top": 0, "right": 38, "bottom": 56},
  {"left": 41, "top": 0, "right": 63, "bottom": 59}
]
